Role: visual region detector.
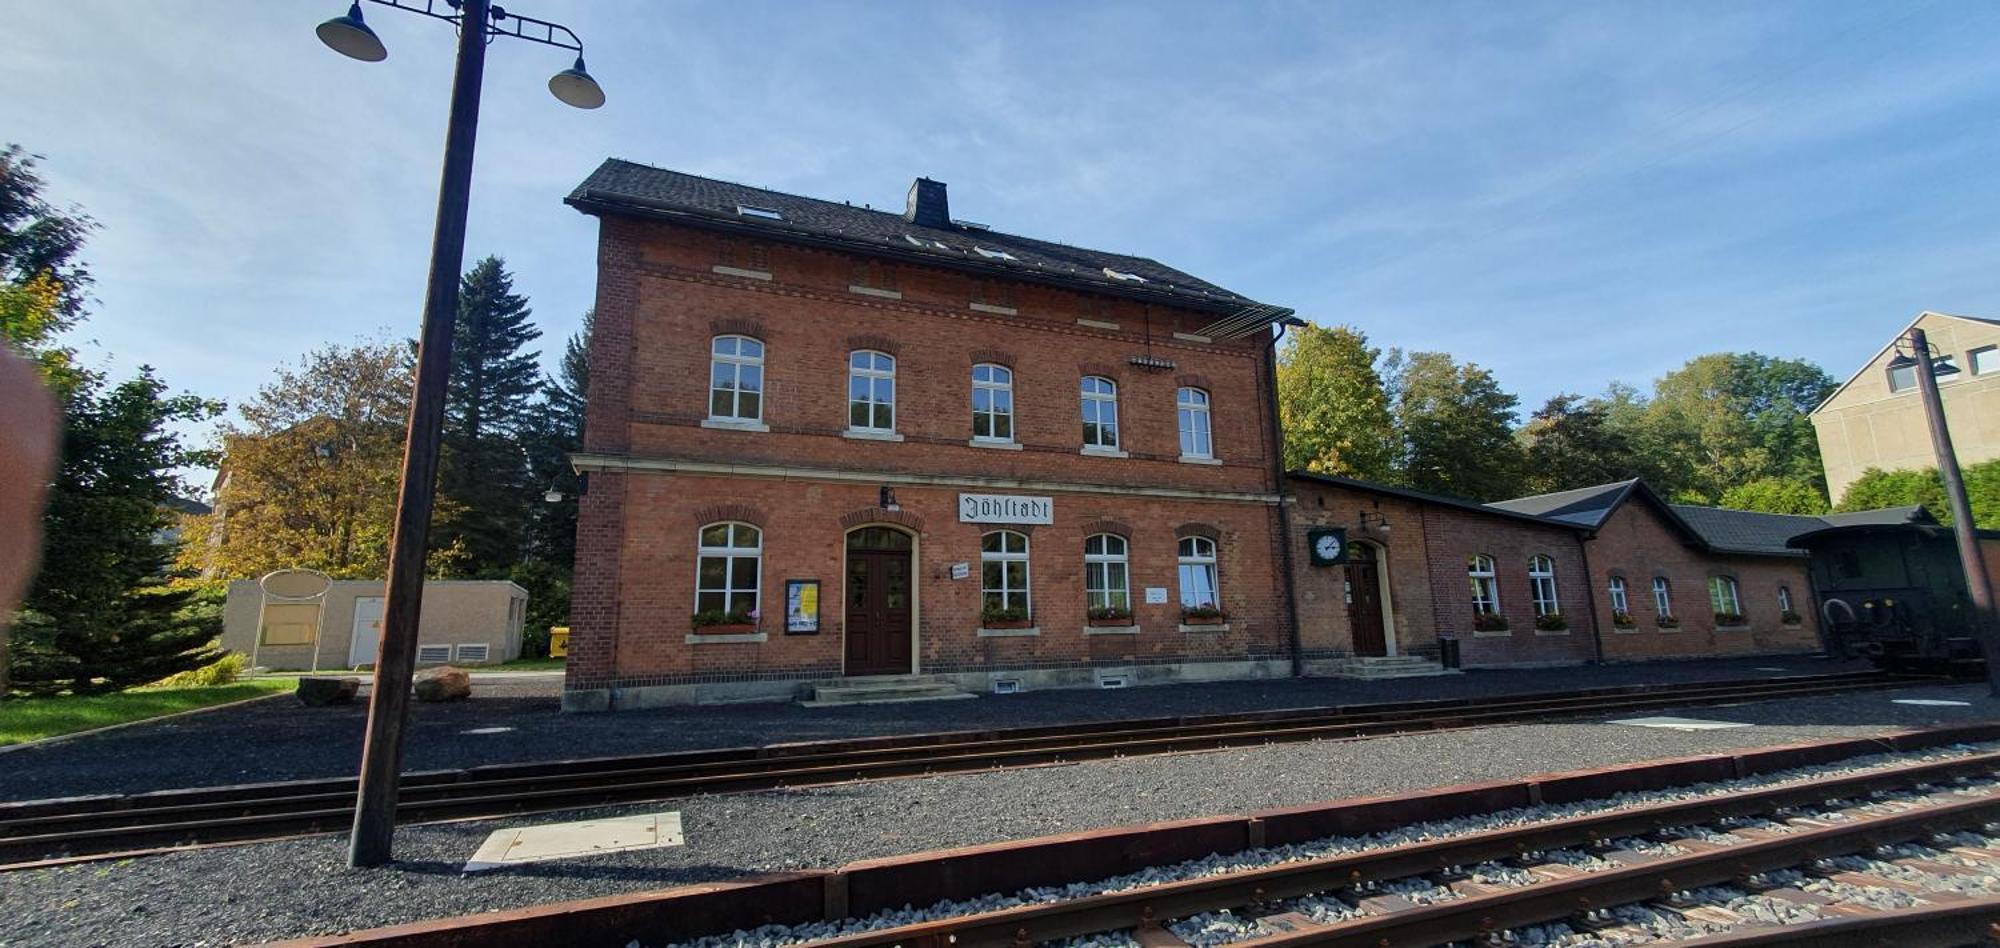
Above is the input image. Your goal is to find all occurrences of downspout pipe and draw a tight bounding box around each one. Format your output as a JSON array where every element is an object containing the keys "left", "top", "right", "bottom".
[
  {"left": 1262, "top": 317, "right": 1306, "bottom": 678},
  {"left": 1577, "top": 530, "right": 1605, "bottom": 664}
]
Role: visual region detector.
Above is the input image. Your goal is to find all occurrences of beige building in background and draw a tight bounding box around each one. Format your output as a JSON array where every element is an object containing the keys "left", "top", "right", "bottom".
[
  {"left": 220, "top": 579, "right": 529, "bottom": 671},
  {"left": 1812, "top": 311, "right": 2000, "bottom": 502}
]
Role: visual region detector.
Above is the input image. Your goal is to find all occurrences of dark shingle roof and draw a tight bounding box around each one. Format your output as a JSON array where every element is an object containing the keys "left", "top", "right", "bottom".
[
  {"left": 567, "top": 159, "right": 1262, "bottom": 313},
  {"left": 1288, "top": 471, "right": 1594, "bottom": 532},
  {"left": 1493, "top": 481, "right": 1938, "bottom": 558},
  {"left": 1665, "top": 505, "right": 1828, "bottom": 557},
  {"left": 1487, "top": 480, "right": 1639, "bottom": 527}
]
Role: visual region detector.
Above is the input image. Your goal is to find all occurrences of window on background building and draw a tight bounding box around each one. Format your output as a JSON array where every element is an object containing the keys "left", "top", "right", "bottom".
[
  {"left": 1528, "top": 555, "right": 1560, "bottom": 616},
  {"left": 848, "top": 350, "right": 895, "bottom": 432},
  {"left": 981, "top": 530, "right": 1031, "bottom": 616},
  {"left": 1178, "top": 536, "right": 1219, "bottom": 608},
  {"left": 971, "top": 363, "right": 1014, "bottom": 442},
  {"left": 1084, "top": 534, "right": 1131, "bottom": 612},
  {"left": 696, "top": 522, "right": 761, "bottom": 616},
  {"left": 1653, "top": 576, "right": 1674, "bottom": 617},
  {"left": 1468, "top": 555, "right": 1499, "bottom": 614},
  {"left": 1887, "top": 362, "right": 1918, "bottom": 393},
  {"left": 1710, "top": 575, "right": 1742, "bottom": 617},
  {"left": 1778, "top": 584, "right": 1794, "bottom": 615},
  {"left": 709, "top": 335, "right": 765, "bottom": 421},
  {"left": 1608, "top": 576, "right": 1629, "bottom": 615},
  {"left": 1081, "top": 376, "right": 1120, "bottom": 449},
  {"left": 1972, "top": 346, "right": 1999, "bottom": 376},
  {"left": 1177, "top": 387, "right": 1213, "bottom": 458}
]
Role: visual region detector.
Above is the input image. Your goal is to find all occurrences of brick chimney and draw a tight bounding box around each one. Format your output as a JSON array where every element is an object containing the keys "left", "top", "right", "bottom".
[{"left": 905, "top": 177, "right": 950, "bottom": 229}]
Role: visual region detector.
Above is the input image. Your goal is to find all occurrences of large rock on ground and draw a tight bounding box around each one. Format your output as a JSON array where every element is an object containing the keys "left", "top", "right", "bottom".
[
  {"left": 296, "top": 676, "right": 360, "bottom": 707},
  {"left": 413, "top": 666, "right": 472, "bottom": 702}
]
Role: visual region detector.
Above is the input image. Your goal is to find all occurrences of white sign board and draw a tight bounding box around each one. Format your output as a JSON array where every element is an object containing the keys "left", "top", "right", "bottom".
[
  {"left": 950, "top": 562, "right": 971, "bottom": 580},
  {"left": 1144, "top": 587, "right": 1169, "bottom": 604},
  {"left": 958, "top": 493, "right": 1054, "bottom": 524}
]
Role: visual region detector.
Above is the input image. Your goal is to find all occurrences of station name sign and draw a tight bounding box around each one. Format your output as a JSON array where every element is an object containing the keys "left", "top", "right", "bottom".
[{"left": 958, "top": 493, "right": 1054, "bottom": 524}]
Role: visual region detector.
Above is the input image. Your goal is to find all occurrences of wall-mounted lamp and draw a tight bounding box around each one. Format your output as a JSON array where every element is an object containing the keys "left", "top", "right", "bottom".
[
  {"left": 1358, "top": 511, "right": 1392, "bottom": 535},
  {"left": 879, "top": 485, "right": 901, "bottom": 512}
]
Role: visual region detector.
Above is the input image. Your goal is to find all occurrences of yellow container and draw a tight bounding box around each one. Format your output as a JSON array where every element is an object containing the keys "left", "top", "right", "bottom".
[{"left": 549, "top": 626, "right": 571, "bottom": 658}]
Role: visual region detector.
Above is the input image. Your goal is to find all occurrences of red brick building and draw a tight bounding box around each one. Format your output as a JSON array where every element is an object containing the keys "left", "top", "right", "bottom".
[{"left": 562, "top": 162, "right": 1303, "bottom": 710}]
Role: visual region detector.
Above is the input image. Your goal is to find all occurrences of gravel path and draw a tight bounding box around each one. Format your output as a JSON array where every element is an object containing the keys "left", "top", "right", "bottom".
[
  {"left": 0, "top": 656, "right": 1877, "bottom": 801},
  {"left": 0, "top": 681, "right": 1992, "bottom": 948}
]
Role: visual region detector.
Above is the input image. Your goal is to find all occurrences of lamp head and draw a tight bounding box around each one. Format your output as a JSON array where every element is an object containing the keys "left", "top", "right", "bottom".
[
  {"left": 317, "top": 2, "right": 388, "bottom": 62},
  {"left": 544, "top": 489, "right": 564, "bottom": 504},
  {"left": 1886, "top": 351, "right": 1919, "bottom": 372},
  {"left": 549, "top": 56, "right": 605, "bottom": 109},
  {"left": 1933, "top": 356, "right": 1962, "bottom": 378}
]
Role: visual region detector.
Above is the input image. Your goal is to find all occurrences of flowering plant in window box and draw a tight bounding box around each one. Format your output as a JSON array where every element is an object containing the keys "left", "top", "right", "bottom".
[
  {"left": 1534, "top": 612, "right": 1569, "bottom": 632},
  {"left": 1611, "top": 611, "right": 1636, "bottom": 629},
  {"left": 1086, "top": 606, "right": 1134, "bottom": 627},
  {"left": 981, "top": 604, "right": 1032, "bottom": 629},
  {"left": 1714, "top": 611, "right": 1747, "bottom": 628},
  {"left": 1780, "top": 610, "right": 1804, "bottom": 626},
  {"left": 1472, "top": 612, "right": 1510, "bottom": 632},
  {"left": 1656, "top": 614, "right": 1680, "bottom": 629},
  {"left": 1181, "top": 604, "right": 1226, "bottom": 625},
  {"left": 691, "top": 608, "right": 757, "bottom": 634}
]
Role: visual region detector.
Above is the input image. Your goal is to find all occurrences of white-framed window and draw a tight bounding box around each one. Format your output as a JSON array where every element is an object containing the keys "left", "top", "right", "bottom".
[
  {"left": 1177, "top": 387, "right": 1213, "bottom": 458},
  {"left": 696, "top": 522, "right": 762, "bottom": 616},
  {"left": 1653, "top": 576, "right": 1674, "bottom": 617},
  {"left": 1084, "top": 534, "right": 1130, "bottom": 612},
  {"left": 1468, "top": 555, "right": 1499, "bottom": 614},
  {"left": 1081, "top": 376, "right": 1119, "bottom": 449},
  {"left": 1777, "top": 584, "right": 1794, "bottom": 615},
  {"left": 1528, "top": 555, "right": 1559, "bottom": 616},
  {"left": 709, "top": 335, "right": 765, "bottom": 421},
  {"left": 1608, "top": 576, "right": 1629, "bottom": 615},
  {"left": 1972, "top": 346, "right": 1998, "bottom": 376},
  {"left": 1887, "top": 362, "right": 1918, "bottom": 393},
  {"left": 981, "top": 530, "right": 1031, "bottom": 615},
  {"left": 971, "top": 363, "right": 1014, "bottom": 442},
  {"left": 1709, "top": 575, "right": 1742, "bottom": 618},
  {"left": 848, "top": 350, "right": 895, "bottom": 432},
  {"left": 1178, "top": 536, "right": 1219, "bottom": 609}
]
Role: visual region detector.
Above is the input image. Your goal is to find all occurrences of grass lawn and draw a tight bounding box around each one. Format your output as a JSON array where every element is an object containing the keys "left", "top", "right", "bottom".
[
  {"left": 0, "top": 678, "right": 296, "bottom": 746},
  {"left": 498, "top": 657, "right": 566, "bottom": 671}
]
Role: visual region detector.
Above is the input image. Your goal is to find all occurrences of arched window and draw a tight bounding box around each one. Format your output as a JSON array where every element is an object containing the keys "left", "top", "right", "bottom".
[
  {"left": 1528, "top": 555, "right": 1559, "bottom": 616},
  {"left": 1081, "top": 376, "right": 1119, "bottom": 449},
  {"left": 1178, "top": 536, "right": 1219, "bottom": 608},
  {"left": 981, "top": 530, "right": 1030, "bottom": 616},
  {"left": 1176, "top": 387, "right": 1212, "bottom": 459},
  {"left": 1709, "top": 575, "right": 1742, "bottom": 619},
  {"left": 848, "top": 350, "right": 895, "bottom": 432},
  {"left": 971, "top": 364, "right": 1014, "bottom": 442},
  {"left": 1084, "top": 534, "right": 1130, "bottom": 613},
  {"left": 1652, "top": 576, "right": 1674, "bottom": 617},
  {"left": 696, "top": 522, "right": 761, "bottom": 616},
  {"left": 1608, "top": 576, "right": 1630, "bottom": 615},
  {"left": 1468, "top": 555, "right": 1499, "bottom": 614},
  {"left": 709, "top": 335, "right": 765, "bottom": 421}
]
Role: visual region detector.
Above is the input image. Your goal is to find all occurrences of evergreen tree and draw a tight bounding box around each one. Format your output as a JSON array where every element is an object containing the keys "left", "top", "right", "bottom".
[
  {"left": 1516, "top": 394, "right": 1636, "bottom": 495},
  {"left": 437, "top": 255, "right": 542, "bottom": 575},
  {"left": 1386, "top": 350, "right": 1525, "bottom": 501},
  {"left": 1276, "top": 323, "right": 1397, "bottom": 481},
  {"left": 513, "top": 311, "right": 591, "bottom": 655}
]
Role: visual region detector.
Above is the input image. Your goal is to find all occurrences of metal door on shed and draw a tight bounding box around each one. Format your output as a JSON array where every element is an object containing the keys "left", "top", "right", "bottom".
[{"left": 349, "top": 596, "right": 385, "bottom": 667}]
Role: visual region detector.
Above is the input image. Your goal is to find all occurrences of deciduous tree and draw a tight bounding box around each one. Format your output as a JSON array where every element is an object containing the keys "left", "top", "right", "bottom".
[
  {"left": 1386, "top": 350, "right": 1524, "bottom": 501},
  {"left": 1277, "top": 324, "right": 1397, "bottom": 481},
  {"left": 1643, "top": 353, "right": 1833, "bottom": 505},
  {"left": 1516, "top": 394, "right": 1636, "bottom": 495}
]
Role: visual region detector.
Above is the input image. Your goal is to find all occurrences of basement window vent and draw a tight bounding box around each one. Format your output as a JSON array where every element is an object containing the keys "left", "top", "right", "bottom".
[
  {"left": 1103, "top": 268, "right": 1147, "bottom": 283},
  {"left": 1097, "top": 675, "right": 1130, "bottom": 690},
  {"left": 991, "top": 678, "right": 1022, "bottom": 695},
  {"left": 974, "top": 246, "right": 1018, "bottom": 261},
  {"left": 736, "top": 204, "right": 784, "bottom": 221},
  {"left": 416, "top": 644, "right": 452, "bottom": 664},
  {"left": 455, "top": 643, "right": 491, "bottom": 664}
]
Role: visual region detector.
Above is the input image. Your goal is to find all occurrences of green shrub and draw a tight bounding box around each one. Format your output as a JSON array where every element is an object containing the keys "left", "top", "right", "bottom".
[{"left": 147, "top": 651, "right": 246, "bottom": 689}]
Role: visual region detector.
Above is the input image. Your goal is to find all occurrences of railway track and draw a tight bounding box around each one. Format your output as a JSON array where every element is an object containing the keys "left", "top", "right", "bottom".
[
  {"left": 0, "top": 670, "right": 1934, "bottom": 868},
  {"left": 688, "top": 747, "right": 2000, "bottom": 948}
]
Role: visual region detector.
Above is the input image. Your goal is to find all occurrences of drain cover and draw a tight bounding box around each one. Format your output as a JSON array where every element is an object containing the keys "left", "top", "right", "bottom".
[{"left": 466, "top": 811, "right": 684, "bottom": 872}]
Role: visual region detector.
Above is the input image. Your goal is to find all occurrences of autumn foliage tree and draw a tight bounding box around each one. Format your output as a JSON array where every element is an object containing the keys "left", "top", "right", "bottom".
[{"left": 1277, "top": 324, "right": 1397, "bottom": 481}]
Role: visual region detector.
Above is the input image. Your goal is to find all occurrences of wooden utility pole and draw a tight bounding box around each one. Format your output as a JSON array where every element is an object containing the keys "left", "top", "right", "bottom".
[{"left": 1908, "top": 326, "right": 2000, "bottom": 696}]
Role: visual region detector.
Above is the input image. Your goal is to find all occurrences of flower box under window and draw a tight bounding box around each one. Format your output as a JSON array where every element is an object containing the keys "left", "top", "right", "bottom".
[
  {"left": 691, "top": 609, "right": 757, "bottom": 634},
  {"left": 1714, "top": 612, "right": 1747, "bottom": 628},
  {"left": 1611, "top": 611, "right": 1636, "bottom": 628},
  {"left": 1472, "top": 613, "right": 1510, "bottom": 633},
  {"left": 1534, "top": 613, "right": 1569, "bottom": 632},
  {"left": 981, "top": 605, "right": 1031, "bottom": 629},
  {"left": 1087, "top": 607, "right": 1133, "bottom": 627},
  {"left": 1781, "top": 611, "right": 1804, "bottom": 627}
]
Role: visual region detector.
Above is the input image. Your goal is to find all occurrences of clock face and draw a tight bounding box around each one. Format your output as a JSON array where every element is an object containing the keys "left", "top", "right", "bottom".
[{"left": 1315, "top": 534, "right": 1342, "bottom": 561}]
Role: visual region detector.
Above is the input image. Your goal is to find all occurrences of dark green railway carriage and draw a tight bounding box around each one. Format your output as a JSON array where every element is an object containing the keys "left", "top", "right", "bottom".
[{"left": 1789, "top": 509, "right": 2000, "bottom": 669}]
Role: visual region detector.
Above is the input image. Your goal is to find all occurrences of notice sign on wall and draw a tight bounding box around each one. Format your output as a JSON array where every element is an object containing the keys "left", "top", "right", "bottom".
[
  {"left": 785, "top": 579, "right": 820, "bottom": 634},
  {"left": 958, "top": 493, "right": 1054, "bottom": 524}
]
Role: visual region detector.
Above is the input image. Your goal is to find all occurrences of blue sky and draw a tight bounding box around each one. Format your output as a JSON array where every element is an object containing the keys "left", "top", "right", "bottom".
[{"left": 7, "top": 0, "right": 2000, "bottom": 465}]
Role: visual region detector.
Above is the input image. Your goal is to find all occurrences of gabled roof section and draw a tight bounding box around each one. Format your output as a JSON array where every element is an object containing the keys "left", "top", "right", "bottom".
[
  {"left": 1486, "top": 480, "right": 1640, "bottom": 527},
  {"left": 567, "top": 159, "right": 1264, "bottom": 315},
  {"left": 1666, "top": 505, "right": 1826, "bottom": 557},
  {"left": 1287, "top": 471, "right": 1594, "bottom": 532},
  {"left": 1814, "top": 310, "right": 2000, "bottom": 414}
]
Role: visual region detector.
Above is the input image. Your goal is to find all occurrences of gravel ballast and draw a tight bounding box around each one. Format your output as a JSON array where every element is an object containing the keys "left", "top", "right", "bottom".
[{"left": 1, "top": 683, "right": 1995, "bottom": 947}]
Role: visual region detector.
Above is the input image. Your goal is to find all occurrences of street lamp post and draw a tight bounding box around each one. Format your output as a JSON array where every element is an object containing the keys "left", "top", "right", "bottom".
[
  {"left": 315, "top": 0, "right": 602, "bottom": 868},
  {"left": 1893, "top": 327, "right": 2000, "bottom": 696}
]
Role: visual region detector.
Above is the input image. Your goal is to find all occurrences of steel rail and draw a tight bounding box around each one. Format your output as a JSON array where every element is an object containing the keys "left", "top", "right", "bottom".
[
  {"left": 0, "top": 672, "right": 1935, "bottom": 867},
  {"left": 1671, "top": 897, "right": 2000, "bottom": 946},
  {"left": 787, "top": 749, "right": 2000, "bottom": 948}
]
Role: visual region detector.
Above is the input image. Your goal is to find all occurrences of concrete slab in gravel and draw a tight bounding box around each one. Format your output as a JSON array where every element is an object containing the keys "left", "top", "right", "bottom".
[
  {"left": 0, "top": 655, "right": 1886, "bottom": 802},
  {"left": 1607, "top": 716, "right": 1752, "bottom": 731},
  {"left": 464, "top": 811, "right": 683, "bottom": 872},
  {"left": 3, "top": 681, "right": 1997, "bottom": 948}
]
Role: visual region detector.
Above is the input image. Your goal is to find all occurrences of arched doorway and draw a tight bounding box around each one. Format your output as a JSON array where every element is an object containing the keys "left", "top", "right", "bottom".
[
  {"left": 844, "top": 526, "right": 916, "bottom": 676},
  {"left": 1346, "top": 541, "right": 1397, "bottom": 657}
]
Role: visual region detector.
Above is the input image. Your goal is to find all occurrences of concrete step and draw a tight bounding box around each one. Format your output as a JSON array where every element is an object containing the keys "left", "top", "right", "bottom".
[
  {"left": 1329, "top": 657, "right": 1461, "bottom": 680},
  {"left": 798, "top": 676, "right": 977, "bottom": 707}
]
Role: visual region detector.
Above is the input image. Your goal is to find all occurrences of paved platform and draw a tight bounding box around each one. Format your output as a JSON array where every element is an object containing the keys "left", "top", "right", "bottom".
[
  {"left": 0, "top": 655, "right": 1876, "bottom": 802},
  {"left": 1, "top": 678, "right": 1993, "bottom": 947}
]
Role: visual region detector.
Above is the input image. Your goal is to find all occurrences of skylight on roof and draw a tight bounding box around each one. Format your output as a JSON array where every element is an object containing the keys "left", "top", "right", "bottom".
[
  {"left": 975, "top": 246, "right": 1018, "bottom": 261},
  {"left": 1103, "top": 267, "right": 1147, "bottom": 283},
  {"left": 903, "top": 234, "right": 953, "bottom": 251},
  {"left": 736, "top": 204, "right": 784, "bottom": 221}
]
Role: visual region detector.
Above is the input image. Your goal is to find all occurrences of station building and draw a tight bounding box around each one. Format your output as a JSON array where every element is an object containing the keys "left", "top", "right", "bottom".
[{"left": 561, "top": 161, "right": 1301, "bottom": 710}]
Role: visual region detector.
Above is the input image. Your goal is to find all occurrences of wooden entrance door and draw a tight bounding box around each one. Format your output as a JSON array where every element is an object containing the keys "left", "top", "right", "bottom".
[
  {"left": 845, "top": 528, "right": 913, "bottom": 676},
  {"left": 1347, "top": 543, "right": 1388, "bottom": 657}
]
